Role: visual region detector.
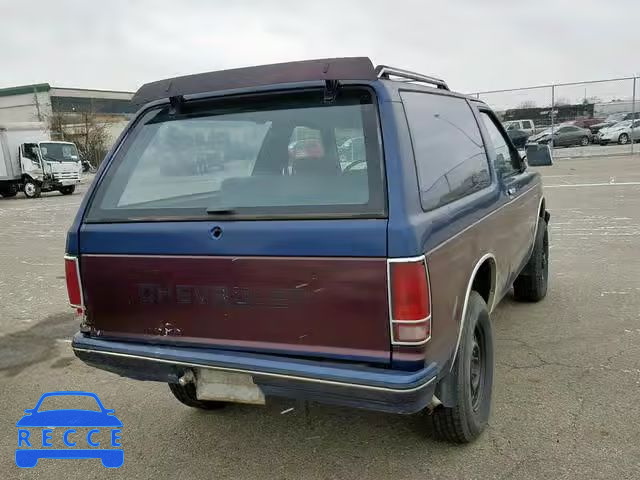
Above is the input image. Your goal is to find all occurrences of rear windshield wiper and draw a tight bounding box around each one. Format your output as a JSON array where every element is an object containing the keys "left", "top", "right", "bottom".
[{"left": 205, "top": 208, "right": 237, "bottom": 215}]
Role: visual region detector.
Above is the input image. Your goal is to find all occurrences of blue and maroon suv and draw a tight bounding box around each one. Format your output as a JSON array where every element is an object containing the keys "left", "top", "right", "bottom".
[{"left": 69, "top": 58, "right": 551, "bottom": 443}]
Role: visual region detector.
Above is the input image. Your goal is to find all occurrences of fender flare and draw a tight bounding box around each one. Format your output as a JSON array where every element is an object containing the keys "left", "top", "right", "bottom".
[{"left": 435, "top": 253, "right": 497, "bottom": 407}]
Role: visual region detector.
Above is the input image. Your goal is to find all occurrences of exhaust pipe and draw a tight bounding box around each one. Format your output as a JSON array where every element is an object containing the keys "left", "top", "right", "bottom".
[{"left": 178, "top": 370, "right": 195, "bottom": 386}]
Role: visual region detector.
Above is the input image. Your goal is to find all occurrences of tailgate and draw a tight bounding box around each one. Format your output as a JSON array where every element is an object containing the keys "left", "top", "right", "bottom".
[
  {"left": 74, "top": 85, "right": 391, "bottom": 363},
  {"left": 79, "top": 221, "right": 391, "bottom": 363}
]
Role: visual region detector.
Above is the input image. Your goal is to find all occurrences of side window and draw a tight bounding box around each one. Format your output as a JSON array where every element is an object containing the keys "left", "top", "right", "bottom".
[
  {"left": 401, "top": 92, "right": 491, "bottom": 211},
  {"left": 335, "top": 128, "right": 366, "bottom": 171},
  {"left": 556, "top": 126, "right": 570, "bottom": 133},
  {"left": 22, "top": 144, "right": 40, "bottom": 163},
  {"left": 523, "top": 121, "right": 533, "bottom": 129},
  {"left": 478, "top": 111, "right": 520, "bottom": 178}
]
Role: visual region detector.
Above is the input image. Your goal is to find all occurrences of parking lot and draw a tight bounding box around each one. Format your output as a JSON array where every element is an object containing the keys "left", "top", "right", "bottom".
[{"left": 1, "top": 155, "right": 639, "bottom": 479}]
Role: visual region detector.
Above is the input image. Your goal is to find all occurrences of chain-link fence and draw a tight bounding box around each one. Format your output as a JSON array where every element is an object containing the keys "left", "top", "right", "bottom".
[{"left": 473, "top": 77, "right": 639, "bottom": 157}]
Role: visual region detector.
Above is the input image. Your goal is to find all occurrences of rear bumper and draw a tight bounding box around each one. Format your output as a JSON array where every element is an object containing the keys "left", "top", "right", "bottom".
[{"left": 72, "top": 332, "right": 438, "bottom": 414}]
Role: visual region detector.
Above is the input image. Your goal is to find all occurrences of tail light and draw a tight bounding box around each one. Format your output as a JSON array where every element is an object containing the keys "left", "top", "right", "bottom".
[
  {"left": 64, "top": 255, "right": 84, "bottom": 312},
  {"left": 388, "top": 256, "right": 431, "bottom": 345}
]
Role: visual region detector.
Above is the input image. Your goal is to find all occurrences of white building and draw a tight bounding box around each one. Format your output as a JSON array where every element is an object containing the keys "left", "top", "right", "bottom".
[{"left": 0, "top": 83, "right": 135, "bottom": 145}]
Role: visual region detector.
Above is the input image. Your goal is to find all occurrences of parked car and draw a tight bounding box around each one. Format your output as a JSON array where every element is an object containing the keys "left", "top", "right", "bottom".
[
  {"left": 506, "top": 128, "right": 530, "bottom": 149},
  {"left": 503, "top": 119, "right": 536, "bottom": 136},
  {"left": 528, "top": 125, "right": 591, "bottom": 147},
  {"left": 597, "top": 119, "right": 640, "bottom": 145},
  {"left": 68, "top": 58, "right": 551, "bottom": 444},
  {"left": 590, "top": 112, "right": 640, "bottom": 135},
  {"left": 567, "top": 117, "right": 604, "bottom": 129}
]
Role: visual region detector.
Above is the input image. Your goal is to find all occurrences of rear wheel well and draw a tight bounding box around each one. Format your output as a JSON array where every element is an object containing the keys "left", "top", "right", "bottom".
[
  {"left": 436, "top": 256, "right": 495, "bottom": 408},
  {"left": 471, "top": 259, "right": 495, "bottom": 308}
]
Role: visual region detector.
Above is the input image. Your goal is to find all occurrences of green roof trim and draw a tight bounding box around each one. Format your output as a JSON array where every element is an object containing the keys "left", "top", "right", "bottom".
[{"left": 0, "top": 83, "right": 51, "bottom": 97}]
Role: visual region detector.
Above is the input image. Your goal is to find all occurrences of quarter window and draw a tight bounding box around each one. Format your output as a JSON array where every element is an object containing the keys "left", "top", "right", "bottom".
[{"left": 401, "top": 92, "right": 491, "bottom": 211}]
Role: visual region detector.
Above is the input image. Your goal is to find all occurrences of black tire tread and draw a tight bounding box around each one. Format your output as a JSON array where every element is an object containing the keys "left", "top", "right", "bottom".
[
  {"left": 431, "top": 401, "right": 468, "bottom": 443},
  {"left": 513, "top": 217, "right": 548, "bottom": 302},
  {"left": 23, "top": 181, "right": 41, "bottom": 199},
  {"left": 168, "top": 382, "right": 227, "bottom": 410},
  {"left": 429, "top": 291, "right": 493, "bottom": 443}
]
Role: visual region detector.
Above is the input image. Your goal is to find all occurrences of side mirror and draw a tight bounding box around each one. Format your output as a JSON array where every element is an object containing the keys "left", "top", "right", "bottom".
[{"left": 525, "top": 144, "right": 553, "bottom": 166}]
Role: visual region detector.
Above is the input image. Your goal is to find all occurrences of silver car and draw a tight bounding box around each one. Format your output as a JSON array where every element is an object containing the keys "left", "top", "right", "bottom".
[{"left": 598, "top": 120, "right": 640, "bottom": 145}]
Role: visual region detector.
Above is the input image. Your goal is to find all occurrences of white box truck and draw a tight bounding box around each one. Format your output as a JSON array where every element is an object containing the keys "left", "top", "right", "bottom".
[{"left": 0, "top": 122, "right": 81, "bottom": 198}]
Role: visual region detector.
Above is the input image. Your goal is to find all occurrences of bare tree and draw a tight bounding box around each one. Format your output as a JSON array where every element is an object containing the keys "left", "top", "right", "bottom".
[
  {"left": 46, "top": 106, "right": 109, "bottom": 167},
  {"left": 47, "top": 112, "right": 68, "bottom": 141},
  {"left": 76, "top": 109, "right": 109, "bottom": 166},
  {"left": 517, "top": 100, "right": 537, "bottom": 109},
  {"left": 553, "top": 97, "right": 571, "bottom": 106}
]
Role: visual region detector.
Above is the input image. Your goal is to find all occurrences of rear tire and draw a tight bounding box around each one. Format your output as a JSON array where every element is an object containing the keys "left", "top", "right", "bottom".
[
  {"left": 168, "top": 382, "right": 227, "bottom": 410},
  {"left": 618, "top": 133, "right": 629, "bottom": 145},
  {"left": 513, "top": 217, "right": 549, "bottom": 302},
  {"left": 430, "top": 291, "right": 494, "bottom": 443},
  {"left": 580, "top": 136, "right": 589, "bottom": 146},
  {"left": 59, "top": 186, "right": 75, "bottom": 195},
  {"left": 23, "top": 180, "right": 41, "bottom": 198}
]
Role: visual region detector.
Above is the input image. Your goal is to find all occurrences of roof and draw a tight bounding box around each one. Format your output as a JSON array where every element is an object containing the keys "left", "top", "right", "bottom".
[
  {"left": 51, "top": 87, "right": 134, "bottom": 96},
  {"left": 132, "top": 57, "right": 378, "bottom": 106},
  {"left": 0, "top": 83, "right": 50, "bottom": 97},
  {"left": 0, "top": 83, "right": 134, "bottom": 100}
]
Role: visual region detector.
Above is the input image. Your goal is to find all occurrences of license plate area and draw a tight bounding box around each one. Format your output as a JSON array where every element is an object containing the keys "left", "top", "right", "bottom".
[{"left": 196, "top": 369, "right": 266, "bottom": 405}]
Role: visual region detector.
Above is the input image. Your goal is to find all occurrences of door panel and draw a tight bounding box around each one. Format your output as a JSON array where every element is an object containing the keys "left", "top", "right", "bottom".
[
  {"left": 501, "top": 174, "right": 540, "bottom": 276},
  {"left": 475, "top": 108, "right": 540, "bottom": 280}
]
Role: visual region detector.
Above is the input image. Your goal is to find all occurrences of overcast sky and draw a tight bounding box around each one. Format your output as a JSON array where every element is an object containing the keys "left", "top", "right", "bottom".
[{"left": 2, "top": 0, "right": 639, "bottom": 97}]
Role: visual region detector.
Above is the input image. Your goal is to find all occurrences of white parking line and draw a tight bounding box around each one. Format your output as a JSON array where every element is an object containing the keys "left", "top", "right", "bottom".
[{"left": 545, "top": 182, "right": 640, "bottom": 188}]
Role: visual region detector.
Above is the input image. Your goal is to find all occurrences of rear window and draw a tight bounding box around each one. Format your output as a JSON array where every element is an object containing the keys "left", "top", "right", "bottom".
[{"left": 85, "top": 88, "right": 385, "bottom": 222}]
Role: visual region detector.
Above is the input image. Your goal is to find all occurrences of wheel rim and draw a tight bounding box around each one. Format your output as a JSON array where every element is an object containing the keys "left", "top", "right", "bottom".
[
  {"left": 620, "top": 134, "right": 628, "bottom": 144},
  {"left": 24, "top": 183, "right": 35, "bottom": 196},
  {"left": 469, "top": 327, "right": 485, "bottom": 411},
  {"left": 581, "top": 137, "right": 589, "bottom": 146}
]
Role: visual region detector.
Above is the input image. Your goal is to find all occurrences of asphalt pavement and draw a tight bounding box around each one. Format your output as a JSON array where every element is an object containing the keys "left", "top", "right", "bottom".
[{"left": 1, "top": 157, "right": 640, "bottom": 479}]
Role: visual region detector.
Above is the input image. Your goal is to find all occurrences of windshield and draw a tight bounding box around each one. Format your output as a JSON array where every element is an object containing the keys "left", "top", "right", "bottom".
[
  {"left": 86, "top": 88, "right": 385, "bottom": 222},
  {"left": 39, "top": 142, "right": 79, "bottom": 162}
]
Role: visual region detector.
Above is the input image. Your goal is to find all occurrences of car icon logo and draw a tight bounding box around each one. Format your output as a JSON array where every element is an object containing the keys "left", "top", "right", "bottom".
[{"left": 15, "top": 391, "right": 123, "bottom": 468}]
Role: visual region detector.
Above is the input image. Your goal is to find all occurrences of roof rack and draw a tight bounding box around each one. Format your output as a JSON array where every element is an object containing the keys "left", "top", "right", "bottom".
[
  {"left": 131, "top": 58, "right": 451, "bottom": 107},
  {"left": 375, "top": 65, "right": 449, "bottom": 90}
]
